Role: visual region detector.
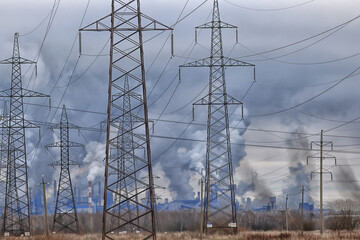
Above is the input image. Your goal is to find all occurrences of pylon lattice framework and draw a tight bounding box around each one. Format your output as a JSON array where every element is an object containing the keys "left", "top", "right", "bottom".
[
  {"left": 109, "top": 76, "right": 141, "bottom": 232},
  {"left": 0, "top": 103, "right": 8, "bottom": 215},
  {"left": 180, "top": 0, "right": 255, "bottom": 235},
  {"left": 80, "top": 1, "right": 172, "bottom": 239},
  {"left": 0, "top": 33, "right": 50, "bottom": 236},
  {"left": 46, "top": 105, "right": 83, "bottom": 233}
]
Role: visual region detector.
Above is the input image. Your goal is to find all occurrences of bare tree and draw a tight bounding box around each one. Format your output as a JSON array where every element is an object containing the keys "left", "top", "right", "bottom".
[{"left": 326, "top": 199, "right": 360, "bottom": 230}]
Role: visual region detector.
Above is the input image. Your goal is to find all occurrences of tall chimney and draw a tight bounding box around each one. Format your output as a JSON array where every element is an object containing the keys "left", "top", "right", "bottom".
[
  {"left": 98, "top": 181, "right": 101, "bottom": 197},
  {"left": 88, "top": 181, "right": 92, "bottom": 214}
]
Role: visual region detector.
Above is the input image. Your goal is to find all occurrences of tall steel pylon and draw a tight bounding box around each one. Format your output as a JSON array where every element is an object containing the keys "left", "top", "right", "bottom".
[
  {"left": 0, "top": 33, "right": 50, "bottom": 236},
  {"left": 0, "top": 103, "right": 8, "bottom": 217},
  {"left": 46, "top": 105, "right": 83, "bottom": 233},
  {"left": 80, "top": 1, "right": 172, "bottom": 239},
  {"left": 110, "top": 76, "right": 140, "bottom": 232},
  {"left": 180, "top": 0, "right": 255, "bottom": 235}
]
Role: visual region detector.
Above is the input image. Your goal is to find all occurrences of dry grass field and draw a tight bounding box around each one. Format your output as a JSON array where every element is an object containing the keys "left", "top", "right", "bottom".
[{"left": 3, "top": 231, "right": 360, "bottom": 240}]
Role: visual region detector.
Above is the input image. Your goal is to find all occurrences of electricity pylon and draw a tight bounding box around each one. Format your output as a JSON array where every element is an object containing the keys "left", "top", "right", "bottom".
[
  {"left": 80, "top": 1, "right": 172, "bottom": 239},
  {"left": 46, "top": 105, "right": 83, "bottom": 233},
  {"left": 0, "top": 33, "right": 50, "bottom": 236},
  {"left": 110, "top": 76, "right": 140, "bottom": 232},
  {"left": 0, "top": 103, "right": 8, "bottom": 216},
  {"left": 307, "top": 130, "right": 336, "bottom": 234},
  {"left": 180, "top": 0, "right": 255, "bottom": 235}
]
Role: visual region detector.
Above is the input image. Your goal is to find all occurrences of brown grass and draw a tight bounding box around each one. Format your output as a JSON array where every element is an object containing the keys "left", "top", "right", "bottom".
[{"left": 3, "top": 231, "right": 360, "bottom": 240}]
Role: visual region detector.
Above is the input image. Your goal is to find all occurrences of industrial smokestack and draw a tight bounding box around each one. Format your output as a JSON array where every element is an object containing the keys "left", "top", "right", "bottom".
[
  {"left": 88, "top": 181, "right": 92, "bottom": 214},
  {"left": 98, "top": 181, "right": 101, "bottom": 197}
]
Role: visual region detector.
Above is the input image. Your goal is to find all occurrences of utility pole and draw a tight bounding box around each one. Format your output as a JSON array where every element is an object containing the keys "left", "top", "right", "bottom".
[
  {"left": 179, "top": 0, "right": 255, "bottom": 235},
  {"left": 46, "top": 105, "right": 82, "bottom": 233},
  {"left": 307, "top": 130, "right": 335, "bottom": 234},
  {"left": 198, "top": 174, "right": 204, "bottom": 239},
  {"left": 285, "top": 194, "right": 288, "bottom": 232},
  {"left": 301, "top": 185, "right": 304, "bottom": 235},
  {"left": 0, "top": 33, "right": 50, "bottom": 236},
  {"left": 320, "top": 130, "right": 323, "bottom": 234},
  {"left": 39, "top": 176, "right": 49, "bottom": 238},
  {"left": 80, "top": 1, "right": 172, "bottom": 239}
]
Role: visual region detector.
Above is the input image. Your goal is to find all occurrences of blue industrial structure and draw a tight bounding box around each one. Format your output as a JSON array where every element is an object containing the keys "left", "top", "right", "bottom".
[
  {"left": 21, "top": 184, "right": 316, "bottom": 216},
  {"left": 299, "top": 202, "right": 314, "bottom": 211},
  {"left": 29, "top": 181, "right": 108, "bottom": 215}
]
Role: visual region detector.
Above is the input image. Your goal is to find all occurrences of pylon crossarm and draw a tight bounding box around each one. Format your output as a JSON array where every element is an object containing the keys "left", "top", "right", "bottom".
[
  {"left": 45, "top": 141, "right": 85, "bottom": 149},
  {"left": 0, "top": 118, "right": 39, "bottom": 129},
  {"left": 323, "top": 141, "right": 333, "bottom": 147},
  {"left": 50, "top": 122, "right": 81, "bottom": 130},
  {"left": 0, "top": 88, "right": 50, "bottom": 99},
  {"left": 80, "top": 7, "right": 172, "bottom": 32},
  {"left": 49, "top": 160, "right": 81, "bottom": 167},
  {"left": 79, "top": 0, "right": 133, "bottom": 31},
  {"left": 79, "top": 13, "right": 112, "bottom": 32},
  {"left": 193, "top": 94, "right": 243, "bottom": 106},
  {"left": 21, "top": 88, "right": 50, "bottom": 98},
  {"left": 140, "top": 18, "right": 173, "bottom": 31},
  {"left": 0, "top": 89, "right": 12, "bottom": 97},
  {"left": 323, "top": 152, "right": 335, "bottom": 157},
  {"left": 49, "top": 161, "right": 61, "bottom": 168},
  {"left": 68, "top": 160, "right": 82, "bottom": 167},
  {"left": 223, "top": 57, "right": 255, "bottom": 67},
  {"left": 196, "top": 21, "right": 237, "bottom": 29},
  {"left": 0, "top": 57, "right": 35, "bottom": 65},
  {"left": 24, "top": 119, "right": 40, "bottom": 129},
  {"left": 180, "top": 57, "right": 254, "bottom": 68},
  {"left": 117, "top": 0, "right": 173, "bottom": 31},
  {"left": 192, "top": 94, "right": 243, "bottom": 120},
  {"left": 311, "top": 169, "right": 332, "bottom": 175}
]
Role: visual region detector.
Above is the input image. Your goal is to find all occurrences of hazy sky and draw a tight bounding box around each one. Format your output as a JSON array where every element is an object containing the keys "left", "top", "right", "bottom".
[{"left": 1, "top": 0, "right": 360, "bottom": 208}]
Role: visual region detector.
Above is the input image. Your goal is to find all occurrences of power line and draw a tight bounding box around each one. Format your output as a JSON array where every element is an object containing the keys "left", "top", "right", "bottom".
[
  {"left": 233, "top": 8, "right": 357, "bottom": 65},
  {"left": 19, "top": 105, "right": 360, "bottom": 140},
  {"left": 247, "top": 64, "right": 360, "bottom": 118},
  {"left": 24, "top": 0, "right": 91, "bottom": 163},
  {"left": 224, "top": 0, "right": 315, "bottom": 12},
  {"left": 296, "top": 108, "right": 360, "bottom": 124},
  {"left": 236, "top": 14, "right": 360, "bottom": 59},
  {"left": 19, "top": 5, "right": 53, "bottom": 37},
  {"left": 148, "top": 134, "right": 360, "bottom": 155}
]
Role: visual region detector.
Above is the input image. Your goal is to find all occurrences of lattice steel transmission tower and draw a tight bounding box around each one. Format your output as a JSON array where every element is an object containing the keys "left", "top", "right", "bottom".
[
  {"left": 80, "top": 1, "right": 172, "bottom": 239},
  {"left": 46, "top": 105, "right": 83, "bottom": 233},
  {"left": 0, "top": 33, "right": 50, "bottom": 236},
  {"left": 110, "top": 76, "right": 140, "bottom": 232},
  {"left": 180, "top": 0, "right": 255, "bottom": 235},
  {"left": 0, "top": 103, "right": 8, "bottom": 216}
]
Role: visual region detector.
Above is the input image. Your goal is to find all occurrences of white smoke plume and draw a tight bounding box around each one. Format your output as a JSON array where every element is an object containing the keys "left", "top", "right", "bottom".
[{"left": 81, "top": 141, "right": 105, "bottom": 182}]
